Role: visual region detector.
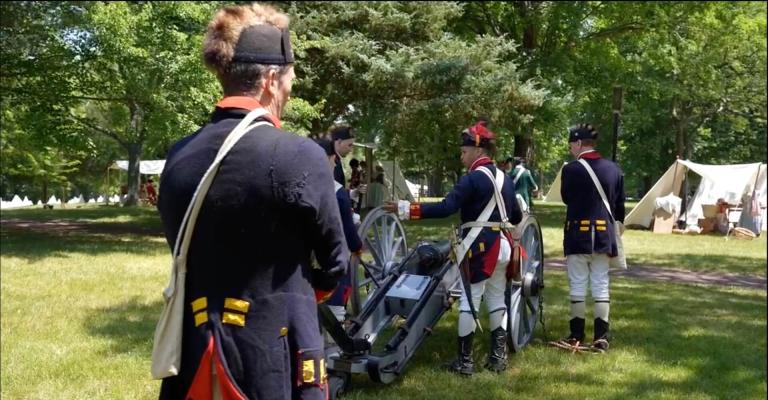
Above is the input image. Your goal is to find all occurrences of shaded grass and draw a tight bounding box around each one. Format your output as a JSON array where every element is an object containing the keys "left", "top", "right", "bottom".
[
  {"left": 1, "top": 206, "right": 766, "bottom": 399},
  {"left": 396, "top": 202, "right": 767, "bottom": 277},
  {"left": 342, "top": 270, "right": 766, "bottom": 400}
]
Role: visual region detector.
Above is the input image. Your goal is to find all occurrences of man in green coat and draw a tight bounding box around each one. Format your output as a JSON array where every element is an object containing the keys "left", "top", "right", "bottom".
[{"left": 509, "top": 157, "right": 538, "bottom": 211}]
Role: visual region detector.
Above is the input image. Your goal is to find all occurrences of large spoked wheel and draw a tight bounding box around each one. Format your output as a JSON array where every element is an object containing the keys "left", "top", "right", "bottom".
[
  {"left": 507, "top": 215, "right": 544, "bottom": 353},
  {"left": 349, "top": 207, "right": 408, "bottom": 315}
]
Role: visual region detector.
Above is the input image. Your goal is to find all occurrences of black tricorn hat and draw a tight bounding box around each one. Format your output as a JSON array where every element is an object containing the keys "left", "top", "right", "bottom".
[
  {"left": 330, "top": 125, "right": 355, "bottom": 141},
  {"left": 232, "top": 24, "right": 294, "bottom": 65},
  {"left": 568, "top": 123, "right": 598, "bottom": 142}
]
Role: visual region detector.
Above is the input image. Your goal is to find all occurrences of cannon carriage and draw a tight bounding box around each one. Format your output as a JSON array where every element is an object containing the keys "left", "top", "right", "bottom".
[{"left": 319, "top": 207, "right": 545, "bottom": 399}]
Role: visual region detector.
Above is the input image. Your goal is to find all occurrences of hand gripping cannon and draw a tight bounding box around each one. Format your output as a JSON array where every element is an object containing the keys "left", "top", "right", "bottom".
[{"left": 318, "top": 207, "right": 545, "bottom": 399}]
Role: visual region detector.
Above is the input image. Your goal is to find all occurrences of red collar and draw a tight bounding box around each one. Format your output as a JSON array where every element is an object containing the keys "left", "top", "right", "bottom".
[
  {"left": 578, "top": 150, "right": 601, "bottom": 160},
  {"left": 216, "top": 96, "right": 281, "bottom": 128},
  {"left": 470, "top": 156, "right": 493, "bottom": 171}
]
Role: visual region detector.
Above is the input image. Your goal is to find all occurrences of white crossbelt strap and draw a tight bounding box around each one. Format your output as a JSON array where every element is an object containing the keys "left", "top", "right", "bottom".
[
  {"left": 454, "top": 166, "right": 507, "bottom": 263},
  {"left": 577, "top": 159, "right": 615, "bottom": 222},
  {"left": 513, "top": 167, "right": 526, "bottom": 184}
]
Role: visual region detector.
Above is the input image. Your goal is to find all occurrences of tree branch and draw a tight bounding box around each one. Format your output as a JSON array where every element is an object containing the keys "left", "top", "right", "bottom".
[
  {"left": 69, "top": 115, "right": 127, "bottom": 147},
  {"left": 582, "top": 22, "right": 645, "bottom": 41}
]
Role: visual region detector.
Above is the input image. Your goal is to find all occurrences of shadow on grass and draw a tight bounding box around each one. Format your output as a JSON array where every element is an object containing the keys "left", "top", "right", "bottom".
[
  {"left": 341, "top": 271, "right": 765, "bottom": 399},
  {"left": 627, "top": 252, "right": 767, "bottom": 277},
  {"left": 85, "top": 297, "right": 163, "bottom": 357},
  {"left": 0, "top": 229, "right": 168, "bottom": 262}
]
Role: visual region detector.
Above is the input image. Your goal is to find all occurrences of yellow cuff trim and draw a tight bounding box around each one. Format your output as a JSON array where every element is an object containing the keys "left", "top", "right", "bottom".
[
  {"left": 596, "top": 220, "right": 607, "bottom": 225},
  {"left": 194, "top": 311, "right": 208, "bottom": 327},
  {"left": 580, "top": 220, "right": 590, "bottom": 225},
  {"left": 596, "top": 226, "right": 607, "bottom": 231},
  {"left": 579, "top": 227, "right": 590, "bottom": 232},
  {"left": 302, "top": 359, "right": 315, "bottom": 383},
  {"left": 224, "top": 298, "right": 250, "bottom": 313},
  {"left": 222, "top": 312, "right": 245, "bottom": 327},
  {"left": 191, "top": 297, "right": 207, "bottom": 312}
]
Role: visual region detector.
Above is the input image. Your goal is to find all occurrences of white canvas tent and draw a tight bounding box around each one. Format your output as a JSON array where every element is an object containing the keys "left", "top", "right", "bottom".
[
  {"left": 375, "top": 160, "right": 416, "bottom": 203},
  {"left": 543, "top": 163, "right": 566, "bottom": 203},
  {"left": 625, "top": 160, "right": 766, "bottom": 230},
  {"left": 111, "top": 160, "right": 166, "bottom": 175}
]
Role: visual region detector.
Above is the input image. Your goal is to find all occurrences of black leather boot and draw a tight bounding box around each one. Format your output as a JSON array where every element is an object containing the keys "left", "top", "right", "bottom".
[
  {"left": 592, "top": 318, "right": 610, "bottom": 351},
  {"left": 484, "top": 327, "right": 508, "bottom": 372},
  {"left": 567, "top": 317, "right": 586, "bottom": 343},
  {"left": 446, "top": 332, "right": 475, "bottom": 376}
]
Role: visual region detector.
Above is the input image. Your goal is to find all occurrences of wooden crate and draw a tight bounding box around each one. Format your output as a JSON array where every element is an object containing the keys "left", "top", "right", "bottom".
[{"left": 652, "top": 208, "right": 675, "bottom": 234}]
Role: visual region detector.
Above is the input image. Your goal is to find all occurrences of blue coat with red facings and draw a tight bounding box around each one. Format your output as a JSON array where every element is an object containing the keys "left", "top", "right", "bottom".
[
  {"left": 417, "top": 159, "right": 523, "bottom": 283},
  {"left": 326, "top": 183, "right": 362, "bottom": 307},
  {"left": 560, "top": 151, "right": 625, "bottom": 256},
  {"left": 157, "top": 106, "right": 348, "bottom": 400}
]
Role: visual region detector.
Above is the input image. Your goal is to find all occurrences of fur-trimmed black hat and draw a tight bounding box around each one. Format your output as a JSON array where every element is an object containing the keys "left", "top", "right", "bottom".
[{"left": 568, "top": 123, "right": 598, "bottom": 142}]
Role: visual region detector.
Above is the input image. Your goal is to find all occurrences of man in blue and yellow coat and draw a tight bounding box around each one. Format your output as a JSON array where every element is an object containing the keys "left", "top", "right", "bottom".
[
  {"left": 385, "top": 121, "right": 523, "bottom": 375},
  {"left": 156, "top": 3, "right": 348, "bottom": 399},
  {"left": 557, "top": 123, "right": 625, "bottom": 352}
]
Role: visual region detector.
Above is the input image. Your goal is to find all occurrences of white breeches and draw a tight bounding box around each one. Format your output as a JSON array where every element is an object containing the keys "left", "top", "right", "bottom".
[
  {"left": 566, "top": 253, "right": 610, "bottom": 301},
  {"left": 458, "top": 236, "right": 512, "bottom": 336}
]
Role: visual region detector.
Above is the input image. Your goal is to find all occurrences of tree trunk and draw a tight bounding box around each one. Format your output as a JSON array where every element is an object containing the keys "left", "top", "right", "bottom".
[
  {"left": 42, "top": 180, "right": 48, "bottom": 204},
  {"left": 513, "top": 124, "right": 534, "bottom": 159},
  {"left": 124, "top": 143, "right": 142, "bottom": 207},
  {"left": 428, "top": 166, "right": 444, "bottom": 197}
]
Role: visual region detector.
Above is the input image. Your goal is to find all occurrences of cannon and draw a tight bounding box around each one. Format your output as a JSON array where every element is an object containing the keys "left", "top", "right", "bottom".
[{"left": 318, "top": 207, "right": 544, "bottom": 398}]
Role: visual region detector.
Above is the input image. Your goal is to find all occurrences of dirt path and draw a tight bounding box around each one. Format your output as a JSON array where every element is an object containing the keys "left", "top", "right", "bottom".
[
  {"left": 1, "top": 218, "right": 163, "bottom": 236},
  {"left": 3, "top": 218, "right": 764, "bottom": 290},
  {"left": 546, "top": 259, "right": 766, "bottom": 290}
]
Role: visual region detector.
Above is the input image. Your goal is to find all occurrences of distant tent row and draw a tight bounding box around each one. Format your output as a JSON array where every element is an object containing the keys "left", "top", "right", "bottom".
[
  {"left": 0, "top": 194, "right": 122, "bottom": 209},
  {"left": 544, "top": 159, "right": 767, "bottom": 231}
]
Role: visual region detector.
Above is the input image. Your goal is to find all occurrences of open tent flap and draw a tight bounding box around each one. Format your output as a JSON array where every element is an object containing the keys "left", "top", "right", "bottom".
[
  {"left": 624, "top": 160, "right": 688, "bottom": 228},
  {"left": 625, "top": 160, "right": 766, "bottom": 229},
  {"left": 372, "top": 160, "right": 416, "bottom": 204},
  {"left": 111, "top": 160, "right": 166, "bottom": 175}
]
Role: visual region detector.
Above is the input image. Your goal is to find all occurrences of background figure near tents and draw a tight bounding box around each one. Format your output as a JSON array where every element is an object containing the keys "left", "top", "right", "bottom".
[
  {"left": 366, "top": 168, "right": 390, "bottom": 209},
  {"left": 555, "top": 123, "right": 625, "bottom": 353},
  {"left": 145, "top": 178, "right": 157, "bottom": 206},
  {"left": 509, "top": 157, "right": 538, "bottom": 212}
]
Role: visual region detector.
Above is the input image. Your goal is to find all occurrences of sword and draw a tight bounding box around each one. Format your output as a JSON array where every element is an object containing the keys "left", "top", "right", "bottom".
[{"left": 450, "top": 225, "right": 483, "bottom": 333}]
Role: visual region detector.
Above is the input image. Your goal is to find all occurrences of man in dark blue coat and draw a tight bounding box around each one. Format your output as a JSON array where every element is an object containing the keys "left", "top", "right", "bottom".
[
  {"left": 557, "top": 123, "right": 625, "bottom": 352},
  {"left": 155, "top": 4, "right": 348, "bottom": 399},
  {"left": 329, "top": 125, "right": 356, "bottom": 188},
  {"left": 385, "top": 121, "right": 523, "bottom": 375},
  {"left": 314, "top": 138, "right": 363, "bottom": 322}
]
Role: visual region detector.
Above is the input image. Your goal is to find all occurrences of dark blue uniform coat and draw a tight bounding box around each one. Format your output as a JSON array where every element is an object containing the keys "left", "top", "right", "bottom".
[
  {"left": 157, "top": 104, "right": 348, "bottom": 400},
  {"left": 333, "top": 156, "right": 345, "bottom": 187},
  {"left": 560, "top": 151, "right": 625, "bottom": 256},
  {"left": 327, "top": 183, "right": 362, "bottom": 306},
  {"left": 417, "top": 158, "right": 523, "bottom": 283}
]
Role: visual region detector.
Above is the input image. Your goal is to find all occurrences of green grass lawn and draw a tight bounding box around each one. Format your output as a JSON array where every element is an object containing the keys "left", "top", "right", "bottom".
[{"left": 1, "top": 205, "right": 766, "bottom": 399}]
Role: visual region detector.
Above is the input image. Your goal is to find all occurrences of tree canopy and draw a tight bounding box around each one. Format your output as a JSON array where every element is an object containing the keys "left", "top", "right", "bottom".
[{"left": 1, "top": 1, "right": 765, "bottom": 201}]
